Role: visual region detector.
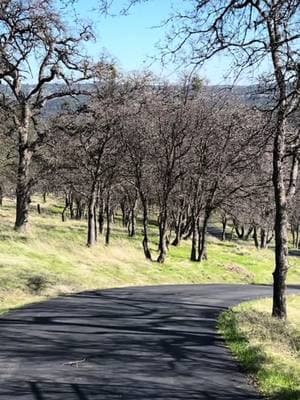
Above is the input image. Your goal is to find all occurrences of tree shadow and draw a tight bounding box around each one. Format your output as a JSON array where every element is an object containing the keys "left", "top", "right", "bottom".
[
  {"left": 0, "top": 380, "right": 265, "bottom": 400},
  {"left": 0, "top": 285, "right": 277, "bottom": 399}
]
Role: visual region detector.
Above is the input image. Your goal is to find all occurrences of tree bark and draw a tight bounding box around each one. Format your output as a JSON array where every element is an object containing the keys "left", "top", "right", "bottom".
[
  {"left": 120, "top": 197, "right": 127, "bottom": 227},
  {"left": 291, "top": 227, "right": 295, "bottom": 247},
  {"left": 229, "top": 225, "right": 235, "bottom": 241},
  {"left": 172, "top": 208, "right": 183, "bottom": 246},
  {"left": 221, "top": 216, "right": 227, "bottom": 241},
  {"left": 94, "top": 205, "right": 98, "bottom": 242},
  {"left": 61, "top": 195, "right": 69, "bottom": 222},
  {"left": 69, "top": 193, "right": 74, "bottom": 219},
  {"left": 266, "top": 229, "right": 274, "bottom": 245},
  {"left": 14, "top": 106, "right": 33, "bottom": 232},
  {"left": 198, "top": 208, "right": 210, "bottom": 261},
  {"left": 197, "top": 217, "right": 202, "bottom": 261},
  {"left": 15, "top": 140, "right": 33, "bottom": 231},
  {"left": 141, "top": 196, "right": 152, "bottom": 260},
  {"left": 272, "top": 117, "right": 288, "bottom": 319},
  {"left": 128, "top": 198, "right": 137, "bottom": 237},
  {"left": 235, "top": 224, "right": 245, "bottom": 240},
  {"left": 157, "top": 210, "right": 168, "bottom": 263},
  {"left": 190, "top": 211, "right": 198, "bottom": 261},
  {"left": 98, "top": 197, "right": 104, "bottom": 234},
  {"left": 260, "top": 228, "right": 267, "bottom": 249},
  {"left": 253, "top": 226, "right": 259, "bottom": 249},
  {"left": 0, "top": 184, "right": 3, "bottom": 206},
  {"left": 75, "top": 198, "right": 83, "bottom": 220},
  {"left": 87, "top": 186, "right": 97, "bottom": 247},
  {"left": 245, "top": 226, "right": 253, "bottom": 241},
  {"left": 105, "top": 192, "right": 111, "bottom": 246}
]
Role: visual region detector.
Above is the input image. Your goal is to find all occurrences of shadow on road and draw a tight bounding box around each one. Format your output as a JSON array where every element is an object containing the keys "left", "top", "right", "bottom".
[{"left": 0, "top": 285, "right": 275, "bottom": 399}]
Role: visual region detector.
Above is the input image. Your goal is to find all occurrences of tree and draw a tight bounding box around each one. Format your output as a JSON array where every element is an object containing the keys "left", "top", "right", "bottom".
[
  {"left": 0, "top": 0, "right": 95, "bottom": 232},
  {"left": 188, "top": 96, "right": 268, "bottom": 261},
  {"left": 111, "top": 0, "right": 300, "bottom": 318},
  {"left": 148, "top": 85, "right": 196, "bottom": 263},
  {"left": 47, "top": 77, "right": 122, "bottom": 247},
  {"left": 121, "top": 113, "right": 154, "bottom": 259}
]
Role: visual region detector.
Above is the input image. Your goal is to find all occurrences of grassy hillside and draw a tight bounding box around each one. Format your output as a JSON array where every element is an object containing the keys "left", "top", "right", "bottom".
[
  {"left": 219, "top": 295, "right": 300, "bottom": 400},
  {"left": 0, "top": 196, "right": 299, "bottom": 314}
]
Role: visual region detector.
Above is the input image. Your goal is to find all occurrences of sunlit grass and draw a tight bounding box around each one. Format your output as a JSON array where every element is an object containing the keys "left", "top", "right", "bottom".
[
  {"left": 0, "top": 196, "right": 299, "bottom": 315},
  {"left": 219, "top": 295, "right": 300, "bottom": 400}
]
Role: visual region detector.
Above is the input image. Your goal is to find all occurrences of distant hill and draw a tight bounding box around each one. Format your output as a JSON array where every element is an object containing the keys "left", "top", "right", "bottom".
[
  {"left": 0, "top": 83, "right": 273, "bottom": 115},
  {"left": 203, "top": 85, "right": 274, "bottom": 108}
]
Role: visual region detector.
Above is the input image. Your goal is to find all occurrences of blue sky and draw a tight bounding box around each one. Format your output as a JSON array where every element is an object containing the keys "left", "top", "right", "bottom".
[{"left": 68, "top": 0, "right": 267, "bottom": 85}]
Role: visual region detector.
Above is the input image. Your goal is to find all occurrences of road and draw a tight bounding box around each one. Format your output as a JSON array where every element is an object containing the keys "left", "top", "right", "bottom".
[{"left": 0, "top": 284, "right": 298, "bottom": 399}]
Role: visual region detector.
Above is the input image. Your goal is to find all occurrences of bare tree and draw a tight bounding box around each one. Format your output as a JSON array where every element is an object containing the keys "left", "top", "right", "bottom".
[
  {"left": 109, "top": 0, "right": 300, "bottom": 318},
  {"left": 0, "top": 0, "right": 97, "bottom": 231},
  {"left": 148, "top": 86, "right": 196, "bottom": 263},
  {"left": 48, "top": 78, "right": 123, "bottom": 246},
  {"left": 120, "top": 76, "right": 160, "bottom": 260}
]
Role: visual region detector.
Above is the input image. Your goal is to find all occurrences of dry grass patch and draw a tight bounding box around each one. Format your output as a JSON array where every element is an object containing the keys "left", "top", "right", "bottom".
[{"left": 0, "top": 196, "right": 299, "bottom": 316}]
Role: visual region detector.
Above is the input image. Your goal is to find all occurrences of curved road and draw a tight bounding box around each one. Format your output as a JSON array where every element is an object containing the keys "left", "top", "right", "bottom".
[{"left": 0, "top": 284, "right": 299, "bottom": 399}]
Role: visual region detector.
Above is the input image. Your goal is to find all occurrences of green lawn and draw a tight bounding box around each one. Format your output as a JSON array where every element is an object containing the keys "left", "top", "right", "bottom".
[
  {"left": 0, "top": 196, "right": 299, "bottom": 315},
  {"left": 219, "top": 295, "right": 300, "bottom": 400}
]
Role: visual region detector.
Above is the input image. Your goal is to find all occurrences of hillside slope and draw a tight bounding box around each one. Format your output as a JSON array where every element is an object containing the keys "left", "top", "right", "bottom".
[{"left": 0, "top": 197, "right": 299, "bottom": 314}]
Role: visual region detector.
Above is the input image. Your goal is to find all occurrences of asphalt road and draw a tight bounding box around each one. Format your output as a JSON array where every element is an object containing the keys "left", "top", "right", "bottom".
[{"left": 0, "top": 284, "right": 298, "bottom": 400}]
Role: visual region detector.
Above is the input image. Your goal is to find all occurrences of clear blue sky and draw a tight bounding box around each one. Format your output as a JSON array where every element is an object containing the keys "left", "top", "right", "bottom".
[{"left": 71, "top": 0, "right": 265, "bottom": 85}]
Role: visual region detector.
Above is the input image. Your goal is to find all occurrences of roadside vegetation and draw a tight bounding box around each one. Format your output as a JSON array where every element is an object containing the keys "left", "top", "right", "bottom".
[
  {"left": 219, "top": 296, "right": 300, "bottom": 400},
  {"left": 1, "top": 196, "right": 300, "bottom": 315}
]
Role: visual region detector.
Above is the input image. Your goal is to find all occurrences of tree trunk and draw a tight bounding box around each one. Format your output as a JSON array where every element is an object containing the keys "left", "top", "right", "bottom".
[
  {"left": 157, "top": 210, "right": 168, "bottom": 263},
  {"left": 235, "top": 224, "right": 245, "bottom": 239},
  {"left": 266, "top": 229, "right": 274, "bottom": 245},
  {"left": 0, "top": 184, "right": 3, "bottom": 206},
  {"left": 197, "top": 217, "right": 202, "bottom": 261},
  {"left": 69, "top": 194, "right": 74, "bottom": 219},
  {"left": 61, "top": 195, "right": 69, "bottom": 222},
  {"left": 260, "top": 228, "right": 267, "bottom": 249},
  {"left": 105, "top": 192, "right": 111, "bottom": 246},
  {"left": 15, "top": 139, "right": 33, "bottom": 232},
  {"left": 291, "top": 228, "right": 295, "bottom": 247},
  {"left": 120, "top": 198, "right": 127, "bottom": 227},
  {"left": 157, "top": 228, "right": 168, "bottom": 263},
  {"left": 94, "top": 205, "right": 98, "bottom": 242},
  {"left": 199, "top": 208, "right": 210, "bottom": 261},
  {"left": 229, "top": 224, "right": 235, "bottom": 241},
  {"left": 98, "top": 198, "right": 104, "bottom": 234},
  {"left": 182, "top": 213, "right": 193, "bottom": 240},
  {"left": 172, "top": 209, "right": 183, "bottom": 246},
  {"left": 87, "top": 187, "right": 97, "bottom": 247},
  {"left": 128, "top": 199, "right": 137, "bottom": 237},
  {"left": 221, "top": 216, "right": 227, "bottom": 241},
  {"left": 190, "top": 212, "right": 198, "bottom": 261},
  {"left": 245, "top": 226, "right": 253, "bottom": 241},
  {"left": 75, "top": 199, "right": 82, "bottom": 220},
  {"left": 141, "top": 196, "right": 151, "bottom": 260},
  {"left": 272, "top": 117, "right": 288, "bottom": 319},
  {"left": 253, "top": 226, "right": 259, "bottom": 249}
]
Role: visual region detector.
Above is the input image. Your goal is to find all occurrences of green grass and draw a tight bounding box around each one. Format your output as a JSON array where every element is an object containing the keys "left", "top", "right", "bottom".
[
  {"left": 0, "top": 196, "right": 299, "bottom": 315},
  {"left": 219, "top": 295, "right": 300, "bottom": 400}
]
